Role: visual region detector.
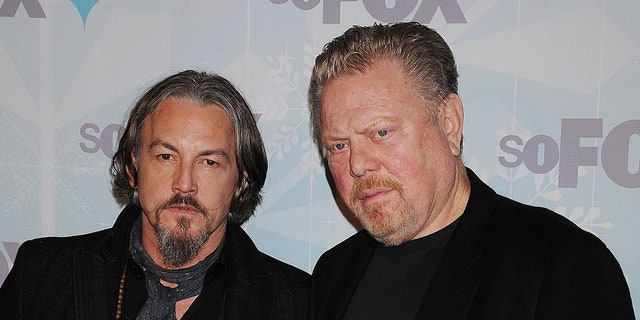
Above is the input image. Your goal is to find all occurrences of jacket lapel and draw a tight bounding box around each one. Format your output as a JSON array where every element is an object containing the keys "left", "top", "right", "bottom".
[
  {"left": 328, "top": 237, "right": 376, "bottom": 319},
  {"left": 414, "top": 244, "right": 483, "bottom": 319},
  {"left": 221, "top": 225, "right": 277, "bottom": 318},
  {"left": 72, "top": 250, "right": 123, "bottom": 320},
  {"left": 70, "top": 206, "right": 138, "bottom": 320},
  {"left": 414, "top": 169, "right": 496, "bottom": 319}
]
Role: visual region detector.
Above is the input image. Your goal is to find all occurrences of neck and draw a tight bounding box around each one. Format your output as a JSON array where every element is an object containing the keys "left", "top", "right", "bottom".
[
  {"left": 448, "top": 163, "right": 471, "bottom": 222},
  {"left": 128, "top": 218, "right": 225, "bottom": 319},
  {"left": 416, "top": 162, "right": 470, "bottom": 238}
]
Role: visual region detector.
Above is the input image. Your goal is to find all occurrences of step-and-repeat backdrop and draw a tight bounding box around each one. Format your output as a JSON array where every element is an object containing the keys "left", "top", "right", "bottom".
[{"left": 1, "top": 0, "right": 638, "bottom": 313}]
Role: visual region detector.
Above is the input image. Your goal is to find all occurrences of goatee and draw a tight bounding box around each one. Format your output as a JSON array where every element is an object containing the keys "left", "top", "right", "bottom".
[
  {"left": 155, "top": 219, "right": 209, "bottom": 268},
  {"left": 155, "top": 194, "right": 210, "bottom": 268}
]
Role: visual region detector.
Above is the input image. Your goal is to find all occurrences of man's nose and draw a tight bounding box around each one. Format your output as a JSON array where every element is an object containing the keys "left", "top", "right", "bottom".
[
  {"left": 349, "top": 142, "right": 378, "bottom": 178},
  {"left": 172, "top": 163, "right": 197, "bottom": 194}
]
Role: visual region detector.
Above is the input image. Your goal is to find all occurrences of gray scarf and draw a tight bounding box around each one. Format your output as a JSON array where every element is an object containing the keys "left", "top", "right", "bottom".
[{"left": 129, "top": 217, "right": 224, "bottom": 320}]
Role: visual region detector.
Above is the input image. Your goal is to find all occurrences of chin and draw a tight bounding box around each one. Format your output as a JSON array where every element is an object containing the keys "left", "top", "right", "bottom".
[
  {"left": 165, "top": 216, "right": 205, "bottom": 236},
  {"left": 365, "top": 217, "right": 415, "bottom": 247},
  {"left": 372, "top": 231, "right": 408, "bottom": 247}
]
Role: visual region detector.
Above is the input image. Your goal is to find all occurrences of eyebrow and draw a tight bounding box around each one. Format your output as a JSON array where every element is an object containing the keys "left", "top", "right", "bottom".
[
  {"left": 149, "top": 140, "right": 232, "bottom": 162},
  {"left": 357, "top": 118, "right": 386, "bottom": 133},
  {"left": 324, "top": 116, "right": 390, "bottom": 139}
]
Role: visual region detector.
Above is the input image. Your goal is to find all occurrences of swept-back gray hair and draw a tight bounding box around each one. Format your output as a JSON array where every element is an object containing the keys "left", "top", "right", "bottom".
[{"left": 308, "top": 22, "right": 459, "bottom": 153}]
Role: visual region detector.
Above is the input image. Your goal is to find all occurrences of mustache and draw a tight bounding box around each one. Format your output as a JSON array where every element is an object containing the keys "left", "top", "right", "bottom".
[
  {"left": 157, "top": 193, "right": 208, "bottom": 215},
  {"left": 351, "top": 177, "right": 402, "bottom": 204}
]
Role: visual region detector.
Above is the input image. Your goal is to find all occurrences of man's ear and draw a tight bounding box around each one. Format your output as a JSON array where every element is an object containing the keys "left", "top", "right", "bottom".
[
  {"left": 126, "top": 152, "right": 138, "bottom": 189},
  {"left": 441, "top": 93, "right": 464, "bottom": 157}
]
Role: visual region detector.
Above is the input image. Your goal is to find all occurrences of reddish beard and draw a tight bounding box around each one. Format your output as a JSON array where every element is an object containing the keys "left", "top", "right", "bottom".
[{"left": 350, "top": 177, "right": 415, "bottom": 246}]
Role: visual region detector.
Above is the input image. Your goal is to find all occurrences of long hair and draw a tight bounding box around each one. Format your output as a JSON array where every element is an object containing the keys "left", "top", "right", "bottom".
[
  {"left": 308, "top": 22, "right": 459, "bottom": 154},
  {"left": 110, "top": 70, "right": 267, "bottom": 225}
]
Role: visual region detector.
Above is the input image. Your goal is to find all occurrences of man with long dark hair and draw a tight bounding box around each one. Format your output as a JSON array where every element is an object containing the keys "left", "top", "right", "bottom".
[{"left": 1, "top": 70, "right": 309, "bottom": 319}]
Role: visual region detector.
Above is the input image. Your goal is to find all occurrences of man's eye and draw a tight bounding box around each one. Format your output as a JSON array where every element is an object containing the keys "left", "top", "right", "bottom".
[
  {"left": 159, "top": 154, "right": 172, "bottom": 161},
  {"left": 205, "top": 159, "right": 218, "bottom": 167},
  {"left": 375, "top": 130, "right": 388, "bottom": 138},
  {"left": 334, "top": 143, "right": 346, "bottom": 151}
]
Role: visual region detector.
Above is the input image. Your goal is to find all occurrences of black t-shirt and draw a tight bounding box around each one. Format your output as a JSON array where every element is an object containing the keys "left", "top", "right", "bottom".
[{"left": 344, "top": 220, "right": 458, "bottom": 320}]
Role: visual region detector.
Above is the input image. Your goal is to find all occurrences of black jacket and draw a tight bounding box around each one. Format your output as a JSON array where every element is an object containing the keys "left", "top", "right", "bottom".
[
  {"left": 0, "top": 205, "right": 310, "bottom": 319},
  {"left": 310, "top": 169, "right": 635, "bottom": 319}
]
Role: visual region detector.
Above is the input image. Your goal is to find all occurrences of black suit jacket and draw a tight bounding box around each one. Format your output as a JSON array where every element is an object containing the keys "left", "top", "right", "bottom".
[
  {"left": 0, "top": 205, "right": 310, "bottom": 319},
  {"left": 311, "top": 169, "right": 634, "bottom": 319}
]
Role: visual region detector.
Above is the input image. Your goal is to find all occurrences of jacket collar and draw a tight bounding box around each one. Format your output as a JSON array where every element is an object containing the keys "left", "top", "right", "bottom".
[
  {"left": 414, "top": 168, "right": 498, "bottom": 319},
  {"left": 325, "top": 232, "right": 378, "bottom": 319},
  {"left": 219, "top": 223, "right": 277, "bottom": 285},
  {"left": 103, "top": 204, "right": 142, "bottom": 262},
  {"left": 73, "top": 206, "right": 275, "bottom": 319},
  {"left": 69, "top": 205, "right": 140, "bottom": 319}
]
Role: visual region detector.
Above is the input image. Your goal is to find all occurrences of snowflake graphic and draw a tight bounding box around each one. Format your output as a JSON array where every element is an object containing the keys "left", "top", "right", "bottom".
[
  {"left": 1, "top": 110, "right": 109, "bottom": 236},
  {"left": 263, "top": 43, "right": 319, "bottom": 171}
]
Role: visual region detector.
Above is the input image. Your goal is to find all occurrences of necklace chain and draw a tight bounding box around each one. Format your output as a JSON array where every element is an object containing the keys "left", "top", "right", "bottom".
[{"left": 116, "top": 263, "right": 127, "bottom": 320}]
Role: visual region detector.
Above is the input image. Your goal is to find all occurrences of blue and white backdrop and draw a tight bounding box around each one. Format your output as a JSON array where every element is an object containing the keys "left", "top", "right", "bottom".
[{"left": 1, "top": 0, "right": 638, "bottom": 314}]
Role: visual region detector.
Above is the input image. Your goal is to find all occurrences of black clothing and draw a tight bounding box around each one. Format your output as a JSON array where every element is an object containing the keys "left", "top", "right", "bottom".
[
  {"left": 311, "top": 168, "right": 635, "bottom": 320},
  {"left": 344, "top": 219, "right": 457, "bottom": 320},
  {"left": 0, "top": 205, "right": 310, "bottom": 320}
]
